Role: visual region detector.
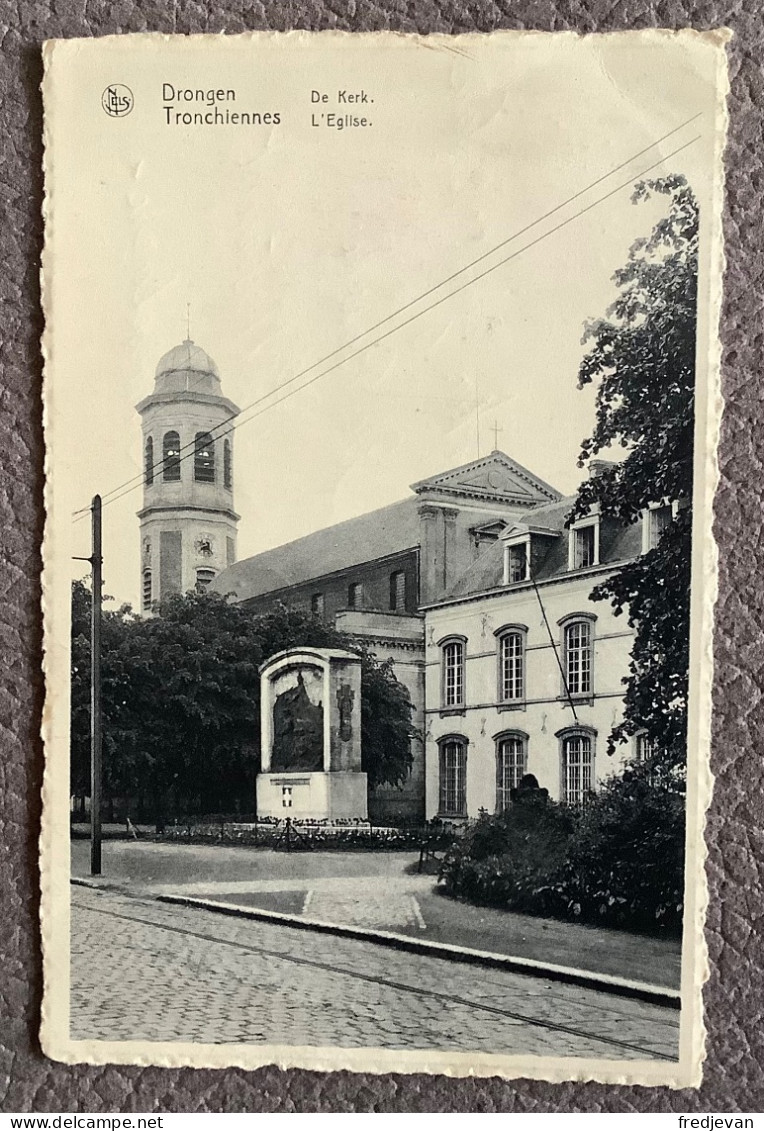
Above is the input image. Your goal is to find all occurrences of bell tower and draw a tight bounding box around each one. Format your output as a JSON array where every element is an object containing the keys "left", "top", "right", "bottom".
[{"left": 136, "top": 338, "right": 240, "bottom": 614}]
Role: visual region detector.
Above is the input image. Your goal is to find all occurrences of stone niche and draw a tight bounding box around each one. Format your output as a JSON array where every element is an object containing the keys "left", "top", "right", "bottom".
[{"left": 256, "top": 647, "right": 368, "bottom": 820}]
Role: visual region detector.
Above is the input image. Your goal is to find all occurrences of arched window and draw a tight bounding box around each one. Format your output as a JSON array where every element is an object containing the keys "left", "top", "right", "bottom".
[
  {"left": 162, "top": 431, "right": 181, "bottom": 482},
  {"left": 496, "top": 625, "right": 526, "bottom": 703},
  {"left": 145, "top": 436, "right": 154, "bottom": 486},
  {"left": 559, "top": 728, "right": 595, "bottom": 806},
  {"left": 142, "top": 569, "right": 152, "bottom": 611},
  {"left": 389, "top": 570, "right": 406, "bottom": 612},
  {"left": 223, "top": 439, "right": 232, "bottom": 489},
  {"left": 496, "top": 732, "right": 527, "bottom": 812},
  {"left": 438, "top": 736, "right": 468, "bottom": 816},
  {"left": 194, "top": 432, "right": 215, "bottom": 482},
  {"left": 196, "top": 568, "right": 215, "bottom": 590},
  {"left": 560, "top": 614, "right": 595, "bottom": 697},
  {"left": 440, "top": 636, "right": 466, "bottom": 709}
]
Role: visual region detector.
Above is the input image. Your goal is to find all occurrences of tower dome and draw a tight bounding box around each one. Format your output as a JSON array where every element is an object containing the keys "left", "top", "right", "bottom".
[{"left": 154, "top": 338, "right": 221, "bottom": 395}]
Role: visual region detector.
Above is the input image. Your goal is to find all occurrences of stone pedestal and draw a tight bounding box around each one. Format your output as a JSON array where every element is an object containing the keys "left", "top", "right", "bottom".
[{"left": 256, "top": 647, "right": 367, "bottom": 820}]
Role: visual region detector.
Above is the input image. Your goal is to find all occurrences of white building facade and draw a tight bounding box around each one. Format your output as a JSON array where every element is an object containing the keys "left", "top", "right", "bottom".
[{"left": 422, "top": 496, "right": 651, "bottom": 819}]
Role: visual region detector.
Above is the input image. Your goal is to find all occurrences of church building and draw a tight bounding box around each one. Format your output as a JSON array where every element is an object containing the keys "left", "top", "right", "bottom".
[
  {"left": 138, "top": 338, "right": 656, "bottom": 824},
  {"left": 212, "top": 446, "right": 563, "bottom": 822}
]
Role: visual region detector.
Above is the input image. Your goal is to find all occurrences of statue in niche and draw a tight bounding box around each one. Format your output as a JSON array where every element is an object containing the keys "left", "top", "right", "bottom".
[
  {"left": 271, "top": 670, "right": 324, "bottom": 772},
  {"left": 337, "top": 684, "right": 354, "bottom": 742}
]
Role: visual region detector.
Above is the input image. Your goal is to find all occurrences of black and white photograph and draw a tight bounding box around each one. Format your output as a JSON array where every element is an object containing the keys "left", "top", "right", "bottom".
[{"left": 41, "top": 31, "right": 727, "bottom": 1083}]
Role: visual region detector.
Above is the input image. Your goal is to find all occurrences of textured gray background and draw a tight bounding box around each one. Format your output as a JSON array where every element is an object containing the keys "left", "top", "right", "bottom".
[{"left": 2, "top": 0, "right": 762, "bottom": 1113}]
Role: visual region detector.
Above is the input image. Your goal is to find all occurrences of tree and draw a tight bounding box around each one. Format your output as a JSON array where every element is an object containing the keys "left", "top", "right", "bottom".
[
  {"left": 571, "top": 176, "right": 698, "bottom": 775},
  {"left": 70, "top": 587, "right": 417, "bottom": 816}
]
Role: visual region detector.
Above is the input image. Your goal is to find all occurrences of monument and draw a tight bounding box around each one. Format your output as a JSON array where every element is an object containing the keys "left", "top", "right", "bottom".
[{"left": 256, "top": 647, "right": 368, "bottom": 820}]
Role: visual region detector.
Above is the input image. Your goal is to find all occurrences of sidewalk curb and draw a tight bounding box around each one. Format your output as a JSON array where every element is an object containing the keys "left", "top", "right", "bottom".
[
  {"left": 72, "top": 878, "right": 679, "bottom": 1009},
  {"left": 137, "top": 886, "right": 679, "bottom": 1010}
]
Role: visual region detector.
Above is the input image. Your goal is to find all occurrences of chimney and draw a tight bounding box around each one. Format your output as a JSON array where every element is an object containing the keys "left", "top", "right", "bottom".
[{"left": 588, "top": 459, "right": 616, "bottom": 480}]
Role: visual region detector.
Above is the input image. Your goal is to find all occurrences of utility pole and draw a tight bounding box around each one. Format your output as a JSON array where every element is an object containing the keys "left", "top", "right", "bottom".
[{"left": 90, "top": 495, "right": 103, "bottom": 876}]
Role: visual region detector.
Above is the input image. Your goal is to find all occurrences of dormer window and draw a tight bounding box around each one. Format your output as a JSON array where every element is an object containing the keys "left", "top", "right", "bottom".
[
  {"left": 568, "top": 514, "right": 600, "bottom": 570},
  {"left": 642, "top": 502, "right": 674, "bottom": 553},
  {"left": 501, "top": 524, "right": 557, "bottom": 584},
  {"left": 506, "top": 542, "right": 528, "bottom": 583}
]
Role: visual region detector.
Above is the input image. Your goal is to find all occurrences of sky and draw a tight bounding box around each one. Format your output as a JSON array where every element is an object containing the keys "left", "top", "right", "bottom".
[{"left": 44, "top": 32, "right": 719, "bottom": 609}]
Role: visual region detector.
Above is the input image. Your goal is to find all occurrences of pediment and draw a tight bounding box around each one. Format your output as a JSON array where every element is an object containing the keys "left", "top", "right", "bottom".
[{"left": 412, "top": 452, "right": 560, "bottom": 507}]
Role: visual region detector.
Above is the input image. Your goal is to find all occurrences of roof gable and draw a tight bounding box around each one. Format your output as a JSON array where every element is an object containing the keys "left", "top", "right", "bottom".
[{"left": 411, "top": 450, "right": 561, "bottom": 508}]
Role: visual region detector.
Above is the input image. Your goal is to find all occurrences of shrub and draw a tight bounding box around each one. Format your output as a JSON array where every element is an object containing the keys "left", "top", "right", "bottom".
[
  {"left": 438, "top": 767, "right": 685, "bottom": 935},
  {"left": 553, "top": 766, "right": 686, "bottom": 931},
  {"left": 439, "top": 795, "right": 578, "bottom": 909}
]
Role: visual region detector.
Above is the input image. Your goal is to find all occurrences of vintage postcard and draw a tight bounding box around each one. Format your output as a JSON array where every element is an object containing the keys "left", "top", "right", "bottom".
[{"left": 41, "top": 30, "right": 728, "bottom": 1084}]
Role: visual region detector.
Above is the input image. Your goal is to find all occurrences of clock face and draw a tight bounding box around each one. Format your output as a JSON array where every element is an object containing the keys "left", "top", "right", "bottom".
[{"left": 196, "top": 535, "right": 214, "bottom": 557}]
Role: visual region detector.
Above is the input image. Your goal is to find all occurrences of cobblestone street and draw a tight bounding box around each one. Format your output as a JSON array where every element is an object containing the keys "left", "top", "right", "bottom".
[{"left": 71, "top": 887, "right": 680, "bottom": 1059}]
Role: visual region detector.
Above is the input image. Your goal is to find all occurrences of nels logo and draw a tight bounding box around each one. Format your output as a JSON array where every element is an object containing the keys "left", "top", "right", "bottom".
[{"left": 102, "top": 84, "right": 134, "bottom": 117}]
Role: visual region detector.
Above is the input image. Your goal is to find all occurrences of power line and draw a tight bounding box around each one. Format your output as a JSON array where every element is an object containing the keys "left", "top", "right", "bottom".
[
  {"left": 74, "top": 116, "right": 700, "bottom": 518},
  {"left": 74, "top": 123, "right": 701, "bottom": 521},
  {"left": 218, "top": 136, "right": 702, "bottom": 440}
]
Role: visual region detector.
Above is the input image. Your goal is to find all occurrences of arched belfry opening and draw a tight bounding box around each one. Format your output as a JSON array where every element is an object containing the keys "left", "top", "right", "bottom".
[{"left": 135, "top": 337, "right": 240, "bottom": 613}]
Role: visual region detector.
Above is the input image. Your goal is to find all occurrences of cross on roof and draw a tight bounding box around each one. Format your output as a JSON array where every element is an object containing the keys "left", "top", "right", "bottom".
[{"left": 492, "top": 420, "right": 503, "bottom": 450}]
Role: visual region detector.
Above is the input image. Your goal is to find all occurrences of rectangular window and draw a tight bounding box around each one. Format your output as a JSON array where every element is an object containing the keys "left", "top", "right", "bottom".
[
  {"left": 506, "top": 543, "right": 527, "bottom": 583},
  {"left": 574, "top": 524, "right": 596, "bottom": 569},
  {"left": 635, "top": 733, "right": 656, "bottom": 762},
  {"left": 390, "top": 570, "right": 406, "bottom": 611},
  {"left": 348, "top": 582, "right": 363, "bottom": 610},
  {"left": 649, "top": 504, "right": 673, "bottom": 549},
  {"left": 565, "top": 620, "right": 593, "bottom": 696},
  {"left": 496, "top": 737, "right": 526, "bottom": 812},
  {"left": 439, "top": 741, "right": 467, "bottom": 816},
  {"left": 562, "top": 734, "right": 593, "bottom": 805},
  {"left": 499, "top": 632, "right": 524, "bottom": 701},
  {"left": 311, "top": 593, "right": 324, "bottom": 617},
  {"left": 635, "top": 733, "right": 660, "bottom": 784},
  {"left": 442, "top": 641, "right": 465, "bottom": 707}
]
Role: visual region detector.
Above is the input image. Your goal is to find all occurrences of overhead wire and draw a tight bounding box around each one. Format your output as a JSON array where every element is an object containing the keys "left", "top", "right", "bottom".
[{"left": 73, "top": 120, "right": 702, "bottom": 523}]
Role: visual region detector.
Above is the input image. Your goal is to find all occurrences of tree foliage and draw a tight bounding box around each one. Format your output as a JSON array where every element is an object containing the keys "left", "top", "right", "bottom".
[
  {"left": 70, "top": 586, "right": 417, "bottom": 816},
  {"left": 571, "top": 176, "right": 698, "bottom": 773},
  {"left": 439, "top": 766, "right": 685, "bottom": 934}
]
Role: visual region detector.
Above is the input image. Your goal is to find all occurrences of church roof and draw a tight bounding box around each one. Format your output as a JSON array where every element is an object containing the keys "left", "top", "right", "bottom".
[
  {"left": 154, "top": 339, "right": 222, "bottom": 396},
  {"left": 441, "top": 496, "right": 644, "bottom": 601},
  {"left": 214, "top": 498, "right": 422, "bottom": 602},
  {"left": 213, "top": 451, "right": 565, "bottom": 604}
]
